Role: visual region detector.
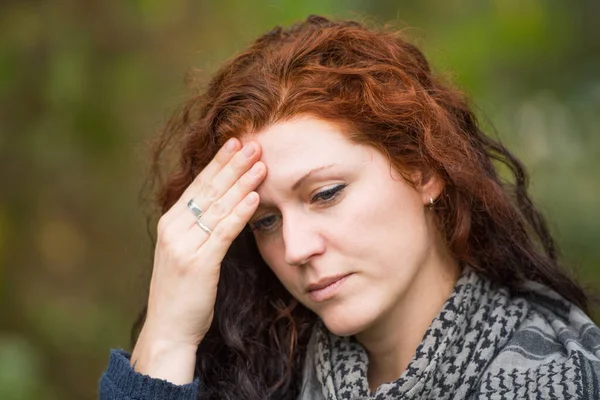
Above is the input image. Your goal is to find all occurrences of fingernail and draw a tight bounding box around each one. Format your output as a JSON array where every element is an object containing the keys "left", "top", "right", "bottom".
[
  {"left": 225, "top": 138, "right": 237, "bottom": 151},
  {"left": 245, "top": 192, "right": 258, "bottom": 205},
  {"left": 250, "top": 163, "right": 262, "bottom": 176},
  {"left": 243, "top": 143, "right": 255, "bottom": 158}
]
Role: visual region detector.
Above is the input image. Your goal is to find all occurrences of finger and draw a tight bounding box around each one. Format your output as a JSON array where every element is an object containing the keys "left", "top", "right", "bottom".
[
  {"left": 179, "top": 138, "right": 241, "bottom": 205},
  {"left": 155, "top": 212, "right": 212, "bottom": 265},
  {"left": 164, "top": 138, "right": 240, "bottom": 222},
  {"left": 186, "top": 218, "right": 214, "bottom": 248},
  {"left": 194, "top": 161, "right": 266, "bottom": 231},
  {"left": 209, "top": 142, "right": 261, "bottom": 202},
  {"left": 199, "top": 138, "right": 241, "bottom": 181},
  {"left": 195, "top": 142, "right": 261, "bottom": 209},
  {"left": 170, "top": 159, "right": 264, "bottom": 245},
  {"left": 195, "top": 191, "right": 260, "bottom": 266},
  {"left": 169, "top": 142, "right": 261, "bottom": 226}
]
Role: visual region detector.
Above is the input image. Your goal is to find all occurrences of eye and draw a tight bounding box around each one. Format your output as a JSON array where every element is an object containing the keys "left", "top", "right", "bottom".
[
  {"left": 311, "top": 184, "right": 347, "bottom": 204},
  {"left": 250, "top": 214, "right": 280, "bottom": 233}
]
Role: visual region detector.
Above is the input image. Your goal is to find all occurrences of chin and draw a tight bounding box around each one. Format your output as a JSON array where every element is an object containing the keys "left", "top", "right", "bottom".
[{"left": 317, "top": 303, "right": 377, "bottom": 337}]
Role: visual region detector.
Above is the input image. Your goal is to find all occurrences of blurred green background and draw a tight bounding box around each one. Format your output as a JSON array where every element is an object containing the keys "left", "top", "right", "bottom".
[{"left": 1, "top": 0, "right": 599, "bottom": 398}]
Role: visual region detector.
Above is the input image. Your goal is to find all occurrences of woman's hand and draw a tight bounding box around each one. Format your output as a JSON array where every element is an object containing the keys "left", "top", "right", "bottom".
[{"left": 130, "top": 138, "right": 265, "bottom": 384}]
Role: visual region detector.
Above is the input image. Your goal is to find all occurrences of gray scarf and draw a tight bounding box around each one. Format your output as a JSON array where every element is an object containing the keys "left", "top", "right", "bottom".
[{"left": 299, "top": 268, "right": 600, "bottom": 399}]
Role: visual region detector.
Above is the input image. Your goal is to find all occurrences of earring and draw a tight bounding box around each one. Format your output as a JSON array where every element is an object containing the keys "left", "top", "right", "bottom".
[{"left": 428, "top": 196, "right": 435, "bottom": 208}]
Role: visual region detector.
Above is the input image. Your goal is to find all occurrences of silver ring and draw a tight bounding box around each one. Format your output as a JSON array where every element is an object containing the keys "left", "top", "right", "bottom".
[
  {"left": 187, "top": 198, "right": 204, "bottom": 218},
  {"left": 196, "top": 218, "right": 212, "bottom": 234}
]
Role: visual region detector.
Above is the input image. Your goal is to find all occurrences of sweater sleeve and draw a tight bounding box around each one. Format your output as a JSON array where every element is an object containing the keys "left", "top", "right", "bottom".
[{"left": 99, "top": 349, "right": 200, "bottom": 400}]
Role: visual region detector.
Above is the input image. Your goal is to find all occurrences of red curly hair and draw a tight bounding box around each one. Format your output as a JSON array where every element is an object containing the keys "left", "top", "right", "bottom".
[{"left": 135, "top": 15, "right": 588, "bottom": 399}]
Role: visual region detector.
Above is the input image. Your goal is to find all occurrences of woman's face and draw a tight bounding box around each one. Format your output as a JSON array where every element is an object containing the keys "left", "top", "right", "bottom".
[{"left": 243, "top": 115, "right": 446, "bottom": 337}]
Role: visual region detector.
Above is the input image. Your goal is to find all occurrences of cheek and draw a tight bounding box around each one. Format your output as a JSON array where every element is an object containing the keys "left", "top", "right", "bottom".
[{"left": 332, "top": 182, "right": 428, "bottom": 261}]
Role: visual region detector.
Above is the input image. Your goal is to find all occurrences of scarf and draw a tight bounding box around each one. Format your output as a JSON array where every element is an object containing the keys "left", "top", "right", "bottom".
[{"left": 299, "top": 268, "right": 600, "bottom": 399}]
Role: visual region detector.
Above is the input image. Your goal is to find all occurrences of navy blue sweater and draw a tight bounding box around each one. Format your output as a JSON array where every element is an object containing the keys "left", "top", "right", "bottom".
[{"left": 99, "top": 350, "right": 200, "bottom": 399}]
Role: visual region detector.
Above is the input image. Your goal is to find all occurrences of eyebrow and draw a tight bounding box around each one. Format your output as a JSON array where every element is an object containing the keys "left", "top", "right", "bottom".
[{"left": 291, "top": 163, "right": 340, "bottom": 191}]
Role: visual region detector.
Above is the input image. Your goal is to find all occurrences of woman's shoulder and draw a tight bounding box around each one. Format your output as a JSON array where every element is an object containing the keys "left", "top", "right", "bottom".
[{"left": 478, "top": 282, "right": 600, "bottom": 399}]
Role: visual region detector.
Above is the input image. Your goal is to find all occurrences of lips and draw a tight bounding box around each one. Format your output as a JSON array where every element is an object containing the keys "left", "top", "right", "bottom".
[{"left": 306, "top": 273, "right": 351, "bottom": 302}]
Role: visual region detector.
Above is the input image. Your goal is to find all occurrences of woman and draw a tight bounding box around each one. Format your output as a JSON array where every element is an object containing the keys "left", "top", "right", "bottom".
[{"left": 99, "top": 15, "right": 600, "bottom": 399}]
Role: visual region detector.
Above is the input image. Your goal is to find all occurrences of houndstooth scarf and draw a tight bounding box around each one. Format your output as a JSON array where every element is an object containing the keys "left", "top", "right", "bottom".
[{"left": 299, "top": 268, "right": 600, "bottom": 399}]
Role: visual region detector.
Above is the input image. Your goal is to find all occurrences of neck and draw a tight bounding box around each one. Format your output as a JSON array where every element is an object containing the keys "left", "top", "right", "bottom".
[{"left": 355, "top": 248, "right": 460, "bottom": 392}]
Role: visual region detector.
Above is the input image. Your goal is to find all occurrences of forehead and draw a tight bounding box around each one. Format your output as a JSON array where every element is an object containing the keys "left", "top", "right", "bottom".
[{"left": 240, "top": 116, "right": 362, "bottom": 168}]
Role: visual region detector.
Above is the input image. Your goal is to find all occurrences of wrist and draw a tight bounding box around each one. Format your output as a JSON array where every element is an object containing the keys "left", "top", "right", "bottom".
[{"left": 131, "top": 330, "right": 198, "bottom": 385}]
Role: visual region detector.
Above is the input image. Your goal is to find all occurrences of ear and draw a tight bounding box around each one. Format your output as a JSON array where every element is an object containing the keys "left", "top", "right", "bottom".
[{"left": 411, "top": 170, "right": 444, "bottom": 206}]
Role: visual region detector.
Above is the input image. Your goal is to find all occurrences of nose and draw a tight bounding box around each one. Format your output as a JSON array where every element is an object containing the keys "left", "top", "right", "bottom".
[{"left": 282, "top": 212, "right": 325, "bottom": 266}]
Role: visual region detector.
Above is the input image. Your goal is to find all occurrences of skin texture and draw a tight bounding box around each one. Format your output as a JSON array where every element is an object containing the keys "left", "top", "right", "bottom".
[{"left": 244, "top": 115, "right": 461, "bottom": 390}]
